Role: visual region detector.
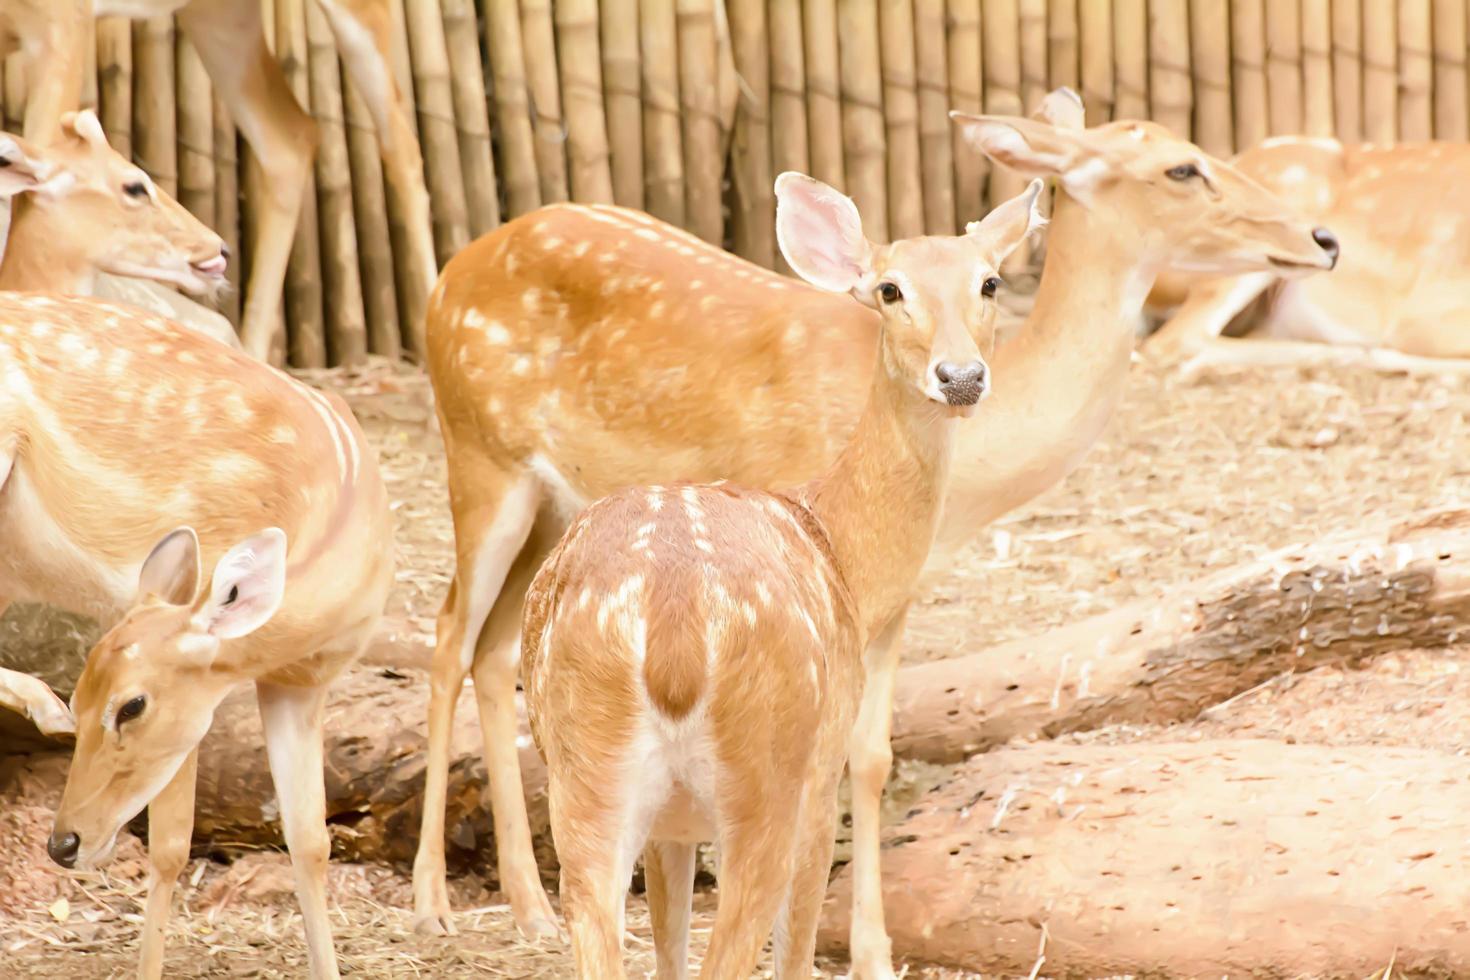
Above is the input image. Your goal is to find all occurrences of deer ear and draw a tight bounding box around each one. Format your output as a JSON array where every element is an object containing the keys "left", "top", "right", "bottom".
[
  {"left": 966, "top": 179, "right": 1048, "bottom": 267},
  {"left": 951, "top": 112, "right": 1086, "bottom": 178},
  {"left": 1030, "top": 86, "right": 1086, "bottom": 130},
  {"left": 775, "top": 171, "right": 875, "bottom": 295},
  {"left": 138, "top": 527, "right": 202, "bottom": 607},
  {"left": 199, "top": 529, "right": 288, "bottom": 640},
  {"left": 60, "top": 109, "right": 107, "bottom": 148}
]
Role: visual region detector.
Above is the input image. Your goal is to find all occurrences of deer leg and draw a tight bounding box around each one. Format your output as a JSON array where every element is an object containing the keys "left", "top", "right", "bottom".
[
  {"left": 1180, "top": 336, "right": 1470, "bottom": 380},
  {"left": 257, "top": 681, "right": 340, "bottom": 980},
  {"left": 179, "top": 0, "right": 318, "bottom": 362},
  {"left": 644, "top": 840, "right": 697, "bottom": 980},
  {"left": 0, "top": 666, "right": 74, "bottom": 737},
  {"left": 1143, "top": 272, "right": 1275, "bottom": 366},
  {"left": 702, "top": 794, "right": 802, "bottom": 978},
  {"left": 18, "top": 0, "right": 89, "bottom": 143},
  {"left": 772, "top": 767, "right": 843, "bottom": 980},
  {"left": 411, "top": 465, "right": 544, "bottom": 936},
  {"left": 552, "top": 780, "right": 635, "bottom": 980},
  {"left": 136, "top": 749, "right": 198, "bottom": 980},
  {"left": 317, "top": 0, "right": 438, "bottom": 357},
  {"left": 844, "top": 606, "right": 909, "bottom": 980}
]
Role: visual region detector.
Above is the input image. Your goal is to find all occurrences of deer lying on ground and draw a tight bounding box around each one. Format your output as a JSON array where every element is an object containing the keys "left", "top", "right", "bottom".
[
  {"left": 1144, "top": 136, "right": 1470, "bottom": 376},
  {"left": 415, "top": 88, "right": 1336, "bottom": 977},
  {"left": 522, "top": 175, "right": 1043, "bottom": 980},
  {"left": 0, "top": 294, "right": 393, "bottom": 979},
  {"left": 0, "top": 0, "right": 439, "bottom": 360}
]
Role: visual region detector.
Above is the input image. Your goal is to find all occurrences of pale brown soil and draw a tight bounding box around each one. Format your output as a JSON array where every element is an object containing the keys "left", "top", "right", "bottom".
[{"left": 3, "top": 351, "right": 1466, "bottom": 977}]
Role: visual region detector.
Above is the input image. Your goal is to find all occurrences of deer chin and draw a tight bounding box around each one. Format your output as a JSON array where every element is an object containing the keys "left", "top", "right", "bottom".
[
  {"left": 1267, "top": 253, "right": 1336, "bottom": 277},
  {"left": 73, "top": 828, "right": 122, "bottom": 871},
  {"left": 104, "top": 259, "right": 228, "bottom": 299}
]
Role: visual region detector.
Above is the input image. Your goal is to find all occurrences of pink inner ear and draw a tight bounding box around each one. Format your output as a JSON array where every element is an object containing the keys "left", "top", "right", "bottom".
[{"left": 778, "top": 182, "right": 866, "bottom": 292}]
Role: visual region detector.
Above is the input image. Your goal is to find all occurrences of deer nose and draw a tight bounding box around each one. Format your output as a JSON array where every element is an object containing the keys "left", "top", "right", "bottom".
[
  {"left": 1312, "top": 227, "right": 1339, "bottom": 267},
  {"left": 934, "top": 360, "right": 989, "bottom": 406},
  {"left": 47, "top": 831, "right": 80, "bottom": 868}
]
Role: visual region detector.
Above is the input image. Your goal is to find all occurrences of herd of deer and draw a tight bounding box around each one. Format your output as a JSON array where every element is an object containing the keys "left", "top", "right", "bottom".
[{"left": 0, "top": 2, "right": 1455, "bottom": 979}]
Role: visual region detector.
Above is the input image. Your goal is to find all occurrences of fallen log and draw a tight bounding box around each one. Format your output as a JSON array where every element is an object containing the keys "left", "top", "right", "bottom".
[
  {"left": 819, "top": 738, "right": 1470, "bottom": 975},
  {"left": 892, "top": 507, "right": 1470, "bottom": 763}
]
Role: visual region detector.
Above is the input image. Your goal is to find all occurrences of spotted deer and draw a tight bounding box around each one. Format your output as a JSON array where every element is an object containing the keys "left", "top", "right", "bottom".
[
  {"left": 1145, "top": 136, "right": 1470, "bottom": 375},
  {"left": 522, "top": 174, "right": 1043, "bottom": 979},
  {"left": 0, "top": 294, "right": 393, "bottom": 979},
  {"left": 0, "top": 0, "right": 438, "bottom": 360},
  {"left": 415, "top": 88, "right": 1336, "bottom": 978}
]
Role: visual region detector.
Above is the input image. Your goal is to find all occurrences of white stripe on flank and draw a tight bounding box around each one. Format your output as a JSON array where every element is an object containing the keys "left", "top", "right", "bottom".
[{"left": 298, "top": 386, "right": 348, "bottom": 482}]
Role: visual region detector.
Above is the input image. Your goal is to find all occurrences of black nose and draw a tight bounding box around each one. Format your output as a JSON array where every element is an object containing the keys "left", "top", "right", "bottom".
[
  {"left": 1312, "top": 226, "right": 1339, "bottom": 266},
  {"left": 219, "top": 243, "right": 231, "bottom": 261},
  {"left": 47, "top": 831, "right": 80, "bottom": 868},
  {"left": 934, "top": 360, "right": 990, "bottom": 406}
]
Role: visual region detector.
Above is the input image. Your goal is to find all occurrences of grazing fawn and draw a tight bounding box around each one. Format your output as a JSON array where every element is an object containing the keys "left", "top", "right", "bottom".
[
  {"left": 0, "top": 294, "right": 393, "bottom": 980},
  {"left": 0, "top": 0, "right": 439, "bottom": 360},
  {"left": 416, "top": 88, "right": 1336, "bottom": 977},
  {"left": 521, "top": 174, "right": 1045, "bottom": 979}
]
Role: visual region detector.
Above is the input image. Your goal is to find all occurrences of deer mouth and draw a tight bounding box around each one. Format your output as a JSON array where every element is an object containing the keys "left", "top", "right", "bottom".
[
  {"left": 191, "top": 255, "right": 228, "bottom": 279},
  {"left": 1268, "top": 254, "right": 1334, "bottom": 274}
]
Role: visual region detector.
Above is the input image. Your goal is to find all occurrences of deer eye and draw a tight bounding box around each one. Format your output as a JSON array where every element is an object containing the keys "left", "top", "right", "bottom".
[
  {"left": 123, "top": 180, "right": 148, "bottom": 199},
  {"left": 877, "top": 281, "right": 902, "bottom": 304},
  {"left": 0, "top": 156, "right": 11, "bottom": 169},
  {"left": 1166, "top": 163, "right": 1200, "bottom": 181},
  {"left": 116, "top": 695, "right": 147, "bottom": 726},
  {"left": 981, "top": 276, "right": 1002, "bottom": 298}
]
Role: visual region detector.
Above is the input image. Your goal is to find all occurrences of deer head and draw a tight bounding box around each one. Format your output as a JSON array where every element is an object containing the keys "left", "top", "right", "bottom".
[
  {"left": 951, "top": 95, "right": 1339, "bottom": 277},
  {"left": 14, "top": 110, "right": 229, "bottom": 296},
  {"left": 47, "top": 527, "right": 288, "bottom": 870},
  {"left": 774, "top": 173, "right": 1045, "bottom": 417}
]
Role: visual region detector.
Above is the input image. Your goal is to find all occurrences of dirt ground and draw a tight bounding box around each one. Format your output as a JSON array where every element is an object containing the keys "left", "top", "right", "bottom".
[{"left": 2, "top": 348, "right": 1466, "bottom": 977}]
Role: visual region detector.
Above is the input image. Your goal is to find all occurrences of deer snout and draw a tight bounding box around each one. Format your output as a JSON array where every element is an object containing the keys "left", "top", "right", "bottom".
[
  {"left": 1311, "top": 227, "right": 1339, "bottom": 268},
  {"left": 47, "top": 830, "right": 80, "bottom": 868},
  {"left": 934, "top": 360, "right": 989, "bottom": 406},
  {"left": 191, "top": 243, "right": 229, "bottom": 279}
]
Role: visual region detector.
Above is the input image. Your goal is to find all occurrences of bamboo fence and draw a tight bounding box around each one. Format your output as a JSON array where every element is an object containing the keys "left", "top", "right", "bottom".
[{"left": 8, "top": 0, "right": 1464, "bottom": 367}]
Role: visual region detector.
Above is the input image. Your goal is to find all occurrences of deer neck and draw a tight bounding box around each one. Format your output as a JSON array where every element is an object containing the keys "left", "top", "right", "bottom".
[
  {"left": 936, "top": 189, "right": 1158, "bottom": 557},
  {"left": 0, "top": 198, "right": 97, "bottom": 294},
  {"left": 804, "top": 360, "right": 959, "bottom": 636}
]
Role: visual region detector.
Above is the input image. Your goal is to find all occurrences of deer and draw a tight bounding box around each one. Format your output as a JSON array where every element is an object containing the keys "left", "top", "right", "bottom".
[
  {"left": 413, "top": 88, "right": 1337, "bottom": 978},
  {"left": 0, "top": 0, "right": 439, "bottom": 361},
  {"left": 522, "top": 174, "right": 1044, "bottom": 980},
  {"left": 0, "top": 293, "right": 394, "bottom": 979},
  {"left": 1143, "top": 136, "right": 1470, "bottom": 377}
]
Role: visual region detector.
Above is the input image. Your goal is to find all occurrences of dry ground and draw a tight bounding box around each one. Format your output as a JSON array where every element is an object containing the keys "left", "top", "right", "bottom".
[{"left": 2, "top": 349, "right": 1466, "bottom": 977}]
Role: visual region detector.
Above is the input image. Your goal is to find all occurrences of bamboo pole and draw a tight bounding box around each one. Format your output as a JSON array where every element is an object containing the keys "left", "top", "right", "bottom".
[
  {"left": 555, "top": 0, "right": 615, "bottom": 203},
  {"left": 1265, "top": 0, "right": 1303, "bottom": 135},
  {"left": 132, "top": 15, "right": 176, "bottom": 197},
  {"left": 1047, "top": 0, "right": 1078, "bottom": 92},
  {"left": 803, "top": 0, "right": 844, "bottom": 190},
  {"left": 175, "top": 34, "right": 214, "bottom": 228},
  {"left": 95, "top": 18, "right": 132, "bottom": 157},
  {"left": 915, "top": 0, "right": 953, "bottom": 235},
  {"left": 1330, "top": 0, "right": 1362, "bottom": 142},
  {"left": 1018, "top": 0, "right": 1047, "bottom": 111},
  {"left": 1431, "top": 0, "right": 1467, "bottom": 140},
  {"left": 1361, "top": 0, "right": 1396, "bottom": 142},
  {"left": 343, "top": 72, "right": 400, "bottom": 359},
  {"left": 404, "top": 0, "right": 470, "bottom": 264},
  {"left": 274, "top": 0, "right": 325, "bottom": 369},
  {"left": 1112, "top": 0, "right": 1147, "bottom": 120},
  {"left": 1230, "top": 0, "right": 1268, "bottom": 149},
  {"left": 946, "top": 0, "right": 982, "bottom": 227},
  {"left": 1188, "top": 0, "right": 1232, "bottom": 156},
  {"left": 676, "top": 0, "right": 723, "bottom": 243},
  {"left": 726, "top": 0, "right": 774, "bottom": 264},
  {"left": 838, "top": 0, "right": 888, "bottom": 241},
  {"left": 250, "top": 0, "right": 282, "bottom": 365},
  {"left": 640, "top": 0, "right": 685, "bottom": 226},
  {"left": 441, "top": 0, "right": 500, "bottom": 235},
  {"left": 381, "top": 0, "right": 425, "bottom": 359},
  {"left": 715, "top": 0, "right": 738, "bottom": 157},
  {"left": 1300, "top": 0, "right": 1332, "bottom": 136},
  {"left": 1078, "top": 0, "right": 1112, "bottom": 126},
  {"left": 601, "top": 0, "right": 643, "bottom": 209},
  {"left": 984, "top": 0, "right": 1024, "bottom": 267},
  {"left": 211, "top": 90, "right": 240, "bottom": 326},
  {"left": 769, "top": 0, "right": 808, "bottom": 184},
  {"left": 305, "top": 1, "right": 366, "bottom": 367},
  {"left": 878, "top": 0, "right": 923, "bottom": 241},
  {"left": 520, "top": 0, "right": 570, "bottom": 204},
  {"left": 1148, "top": 0, "right": 1191, "bottom": 138},
  {"left": 483, "top": 0, "right": 540, "bottom": 217},
  {"left": 1397, "top": 0, "right": 1432, "bottom": 141}
]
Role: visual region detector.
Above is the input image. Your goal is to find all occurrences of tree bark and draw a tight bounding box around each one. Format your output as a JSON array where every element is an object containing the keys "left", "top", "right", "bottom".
[
  {"left": 892, "top": 508, "right": 1470, "bottom": 764},
  {"left": 818, "top": 738, "right": 1470, "bottom": 975}
]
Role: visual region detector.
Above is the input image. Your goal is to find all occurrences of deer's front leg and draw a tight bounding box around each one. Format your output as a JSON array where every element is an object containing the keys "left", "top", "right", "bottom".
[
  {"left": 0, "top": 666, "right": 74, "bottom": 737},
  {"left": 257, "top": 681, "right": 340, "bottom": 980},
  {"left": 137, "top": 749, "right": 198, "bottom": 980},
  {"left": 845, "top": 605, "right": 908, "bottom": 980}
]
